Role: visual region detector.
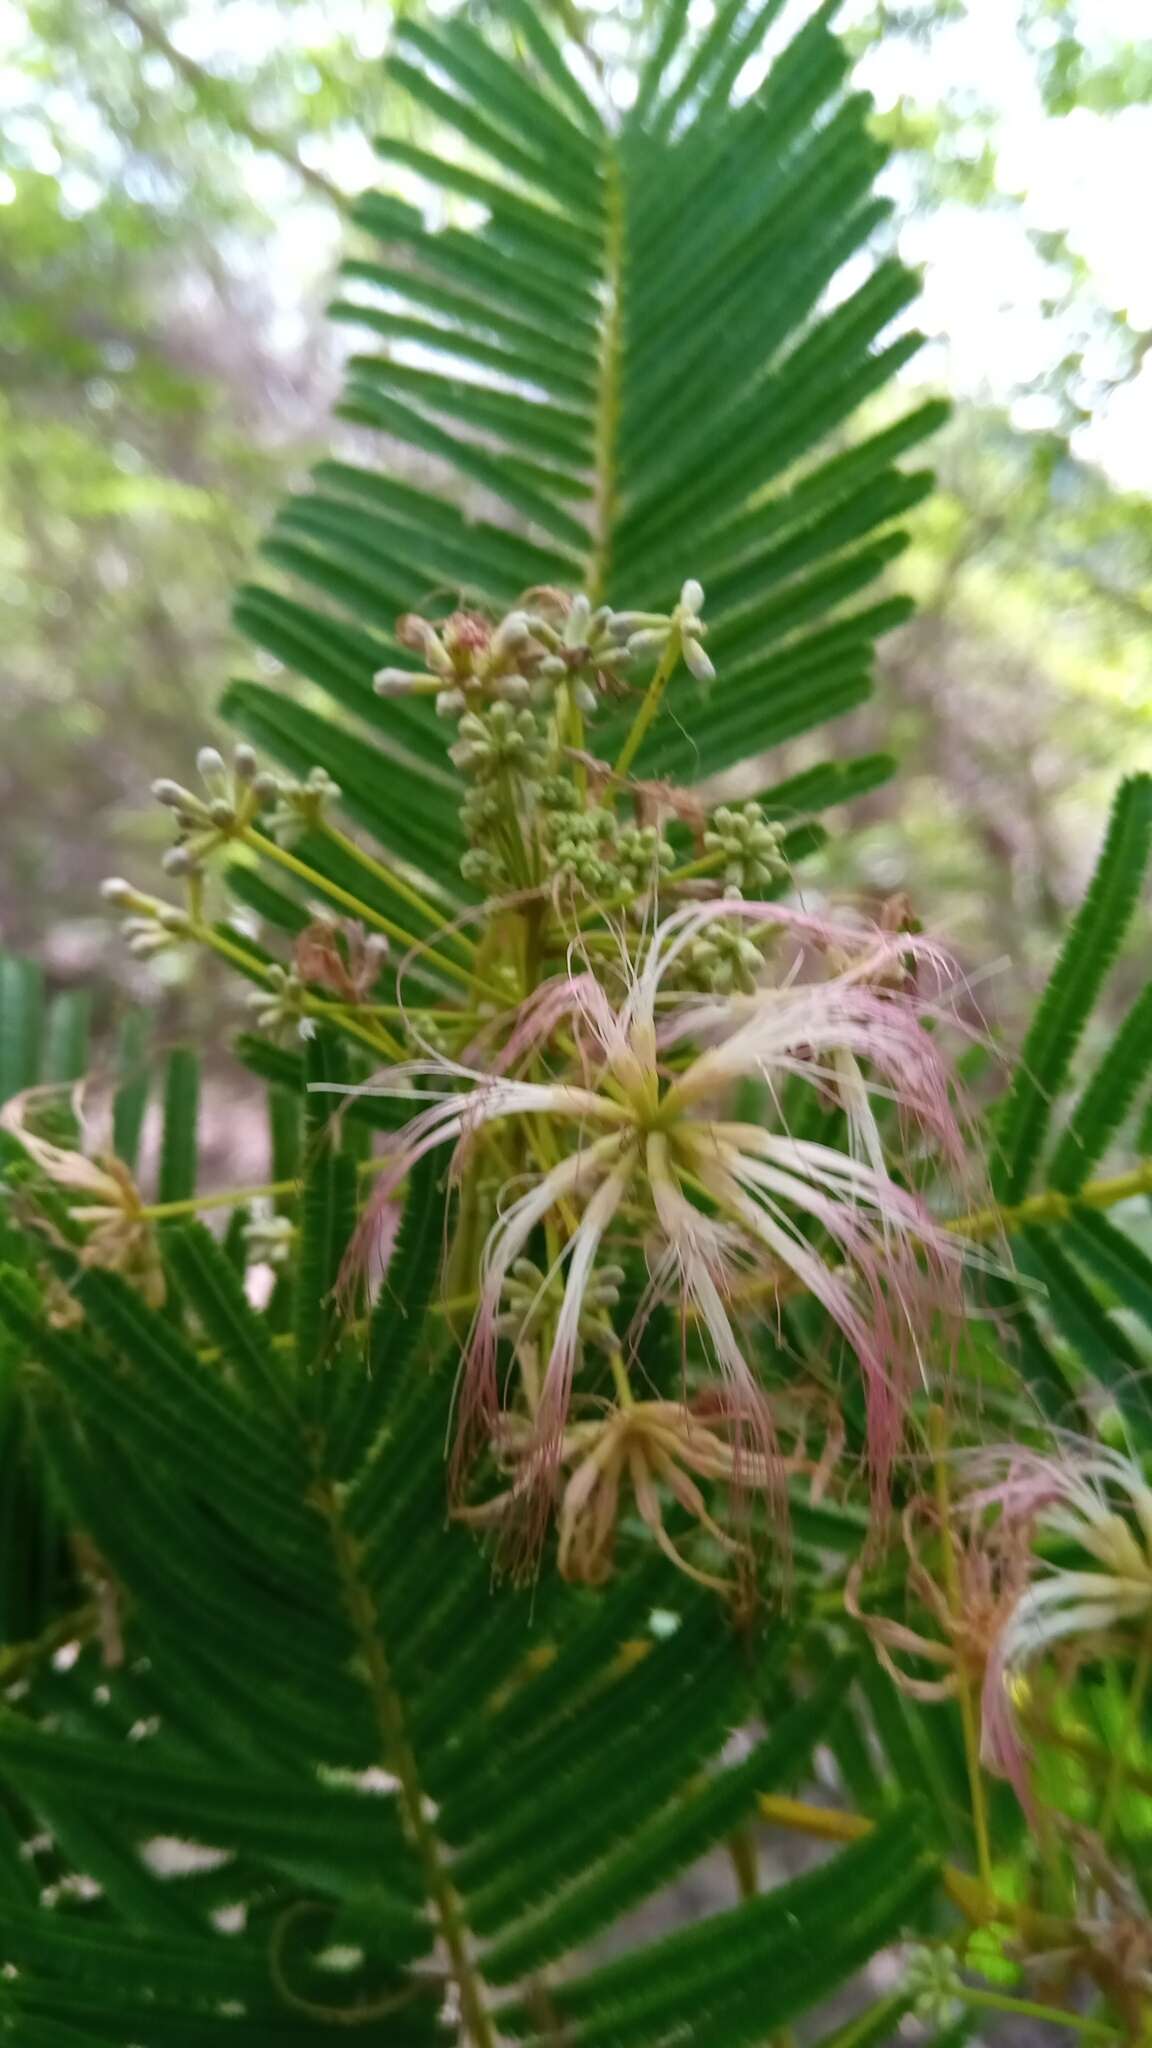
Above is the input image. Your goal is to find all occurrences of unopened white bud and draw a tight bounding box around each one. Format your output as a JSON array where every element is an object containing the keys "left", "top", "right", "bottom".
[
  {"left": 101, "top": 877, "right": 135, "bottom": 906},
  {"left": 682, "top": 637, "right": 715, "bottom": 686},
  {"left": 162, "top": 845, "right": 195, "bottom": 876},
  {"left": 197, "top": 746, "right": 227, "bottom": 785},
  {"left": 374, "top": 666, "right": 419, "bottom": 696},
  {"left": 628, "top": 627, "right": 667, "bottom": 657},
  {"left": 233, "top": 745, "right": 259, "bottom": 782},
  {"left": 492, "top": 611, "right": 531, "bottom": 657},
  {"left": 152, "top": 778, "right": 190, "bottom": 809},
  {"left": 679, "top": 578, "right": 704, "bottom": 613}
]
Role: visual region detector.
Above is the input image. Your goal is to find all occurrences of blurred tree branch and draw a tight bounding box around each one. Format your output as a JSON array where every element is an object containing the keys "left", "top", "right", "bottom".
[{"left": 100, "top": 0, "right": 345, "bottom": 206}]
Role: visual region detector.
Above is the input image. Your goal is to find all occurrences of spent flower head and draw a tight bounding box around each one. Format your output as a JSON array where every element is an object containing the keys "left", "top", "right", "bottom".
[{"left": 0, "top": 1088, "right": 164, "bottom": 1308}]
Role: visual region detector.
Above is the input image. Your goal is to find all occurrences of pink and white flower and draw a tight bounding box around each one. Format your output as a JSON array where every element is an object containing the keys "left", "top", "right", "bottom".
[
  {"left": 335, "top": 901, "right": 972, "bottom": 1508},
  {"left": 965, "top": 1442, "right": 1152, "bottom": 1802}
]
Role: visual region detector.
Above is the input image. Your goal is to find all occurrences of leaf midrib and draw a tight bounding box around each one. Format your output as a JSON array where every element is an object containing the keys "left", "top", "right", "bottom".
[
  {"left": 316, "top": 1466, "right": 497, "bottom": 2047},
  {"left": 588, "top": 139, "right": 625, "bottom": 605}
]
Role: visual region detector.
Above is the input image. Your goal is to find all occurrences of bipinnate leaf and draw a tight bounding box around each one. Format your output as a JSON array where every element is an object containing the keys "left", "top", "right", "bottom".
[
  {"left": 993, "top": 773, "right": 1152, "bottom": 1204},
  {"left": 225, "top": 0, "right": 937, "bottom": 898}
]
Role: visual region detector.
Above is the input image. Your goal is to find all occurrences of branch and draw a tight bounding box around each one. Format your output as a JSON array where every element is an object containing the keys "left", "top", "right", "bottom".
[{"left": 101, "top": 0, "right": 345, "bottom": 207}]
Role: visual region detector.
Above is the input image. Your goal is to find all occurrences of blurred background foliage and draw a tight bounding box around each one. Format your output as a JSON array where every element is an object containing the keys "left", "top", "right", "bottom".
[{"left": 3, "top": 0, "right": 1151, "bottom": 1048}]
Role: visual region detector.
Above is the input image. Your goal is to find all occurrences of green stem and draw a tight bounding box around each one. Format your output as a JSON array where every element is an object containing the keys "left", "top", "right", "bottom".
[
  {"left": 242, "top": 827, "right": 491, "bottom": 998},
  {"left": 613, "top": 632, "right": 683, "bottom": 781},
  {"left": 190, "top": 921, "right": 403, "bottom": 1060},
  {"left": 667, "top": 849, "right": 726, "bottom": 885},
  {"left": 588, "top": 143, "right": 624, "bottom": 607},
  {"left": 317, "top": 1478, "right": 496, "bottom": 2048},
  {"left": 1099, "top": 1617, "right": 1152, "bottom": 1843},
  {"left": 316, "top": 818, "right": 475, "bottom": 959},
  {"left": 951, "top": 1160, "right": 1152, "bottom": 1242},
  {"left": 929, "top": 1407, "right": 995, "bottom": 1906},
  {"left": 0, "top": 1603, "right": 100, "bottom": 1685},
  {"left": 960, "top": 1986, "right": 1119, "bottom": 2039},
  {"left": 143, "top": 1180, "right": 296, "bottom": 1221}
]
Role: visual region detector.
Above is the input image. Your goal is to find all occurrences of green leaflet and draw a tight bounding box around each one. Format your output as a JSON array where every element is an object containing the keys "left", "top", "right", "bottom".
[
  {"left": 1048, "top": 976, "right": 1152, "bottom": 1191},
  {"left": 1069, "top": 1210, "right": 1152, "bottom": 1331},
  {"left": 156, "top": 1047, "right": 200, "bottom": 1206},
  {"left": 111, "top": 1010, "right": 151, "bottom": 1172},
  {"left": 993, "top": 773, "right": 1152, "bottom": 1204},
  {"left": 481, "top": 1655, "right": 856, "bottom": 1984},
  {"left": 0, "top": 951, "right": 44, "bottom": 1101},
  {"left": 294, "top": 1033, "right": 358, "bottom": 1375},
  {"left": 1018, "top": 1226, "right": 1152, "bottom": 1441},
  {"left": 40, "top": 992, "right": 92, "bottom": 1086},
  {"left": 163, "top": 1221, "right": 291, "bottom": 1418},
  {"left": 499, "top": 1803, "right": 936, "bottom": 2046}
]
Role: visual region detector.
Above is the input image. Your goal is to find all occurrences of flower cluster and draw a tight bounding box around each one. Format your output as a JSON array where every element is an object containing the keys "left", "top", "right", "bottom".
[{"left": 89, "top": 574, "right": 981, "bottom": 1600}]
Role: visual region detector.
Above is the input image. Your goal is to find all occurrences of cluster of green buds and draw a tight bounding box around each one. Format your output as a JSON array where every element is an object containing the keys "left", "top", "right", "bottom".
[
  {"left": 152, "top": 746, "right": 278, "bottom": 876},
  {"left": 901, "top": 1947, "right": 965, "bottom": 2028},
  {"left": 497, "top": 1257, "right": 625, "bottom": 1349},
  {"left": 680, "top": 911, "right": 768, "bottom": 995},
  {"left": 450, "top": 702, "right": 549, "bottom": 782},
  {"left": 703, "top": 802, "right": 787, "bottom": 892},
  {"left": 454, "top": 703, "right": 552, "bottom": 893},
  {"left": 100, "top": 879, "right": 192, "bottom": 960},
  {"left": 539, "top": 785, "right": 676, "bottom": 906}
]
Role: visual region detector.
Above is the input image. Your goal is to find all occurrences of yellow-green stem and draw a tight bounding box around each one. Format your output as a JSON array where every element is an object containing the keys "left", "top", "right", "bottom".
[
  {"left": 1099, "top": 1617, "right": 1152, "bottom": 1843},
  {"left": 0, "top": 1603, "right": 100, "bottom": 1685},
  {"left": 316, "top": 818, "right": 475, "bottom": 959},
  {"left": 140, "top": 1150, "right": 408, "bottom": 1223},
  {"left": 960, "top": 1986, "right": 1118, "bottom": 2040},
  {"left": 143, "top": 1179, "right": 297, "bottom": 1221},
  {"left": 755, "top": 1795, "right": 1067, "bottom": 1944},
  {"left": 667, "top": 849, "right": 727, "bottom": 886},
  {"left": 930, "top": 1405, "right": 995, "bottom": 1905},
  {"left": 242, "top": 827, "right": 496, "bottom": 999},
  {"left": 190, "top": 920, "right": 403, "bottom": 1060},
  {"left": 613, "top": 632, "right": 683, "bottom": 781},
  {"left": 951, "top": 1160, "right": 1152, "bottom": 1243}
]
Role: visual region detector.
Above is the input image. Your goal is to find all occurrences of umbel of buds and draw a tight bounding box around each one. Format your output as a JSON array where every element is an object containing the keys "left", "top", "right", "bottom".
[
  {"left": 374, "top": 594, "right": 634, "bottom": 722},
  {"left": 152, "top": 745, "right": 278, "bottom": 876},
  {"left": 100, "top": 880, "right": 191, "bottom": 959},
  {"left": 151, "top": 748, "right": 342, "bottom": 876},
  {"left": 611, "top": 578, "right": 714, "bottom": 685}
]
